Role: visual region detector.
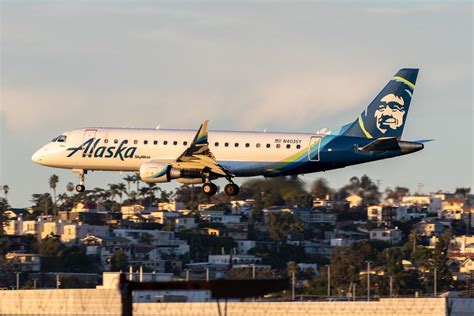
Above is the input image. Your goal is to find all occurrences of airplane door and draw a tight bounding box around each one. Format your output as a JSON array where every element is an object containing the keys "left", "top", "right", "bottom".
[
  {"left": 82, "top": 129, "right": 97, "bottom": 149},
  {"left": 308, "top": 136, "right": 322, "bottom": 161}
]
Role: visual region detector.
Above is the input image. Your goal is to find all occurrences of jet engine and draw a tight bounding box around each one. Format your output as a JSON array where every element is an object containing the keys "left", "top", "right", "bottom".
[{"left": 139, "top": 162, "right": 181, "bottom": 183}]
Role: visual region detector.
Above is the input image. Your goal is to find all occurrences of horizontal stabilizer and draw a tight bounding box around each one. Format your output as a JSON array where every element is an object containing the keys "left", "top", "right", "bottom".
[{"left": 360, "top": 137, "right": 400, "bottom": 152}]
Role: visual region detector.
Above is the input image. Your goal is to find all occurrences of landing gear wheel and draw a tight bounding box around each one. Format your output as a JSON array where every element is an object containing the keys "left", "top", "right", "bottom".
[
  {"left": 224, "top": 183, "right": 239, "bottom": 196},
  {"left": 202, "top": 183, "right": 217, "bottom": 196},
  {"left": 75, "top": 184, "right": 85, "bottom": 193}
]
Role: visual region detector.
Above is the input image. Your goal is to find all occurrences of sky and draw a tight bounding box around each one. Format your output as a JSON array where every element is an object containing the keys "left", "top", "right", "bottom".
[{"left": 0, "top": 1, "right": 473, "bottom": 207}]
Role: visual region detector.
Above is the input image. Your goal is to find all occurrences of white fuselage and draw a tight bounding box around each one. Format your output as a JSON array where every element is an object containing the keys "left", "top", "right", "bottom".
[{"left": 32, "top": 128, "right": 322, "bottom": 177}]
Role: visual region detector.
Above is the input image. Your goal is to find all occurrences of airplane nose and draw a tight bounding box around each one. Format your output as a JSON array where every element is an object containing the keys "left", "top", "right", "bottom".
[{"left": 31, "top": 150, "right": 43, "bottom": 164}]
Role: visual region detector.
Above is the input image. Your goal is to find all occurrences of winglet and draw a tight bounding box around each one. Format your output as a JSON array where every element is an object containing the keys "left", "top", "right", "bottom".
[{"left": 193, "top": 120, "right": 209, "bottom": 146}]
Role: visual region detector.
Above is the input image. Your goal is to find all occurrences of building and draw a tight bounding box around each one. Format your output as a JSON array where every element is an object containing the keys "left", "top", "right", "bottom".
[
  {"left": 369, "top": 228, "right": 402, "bottom": 244},
  {"left": 415, "top": 220, "right": 446, "bottom": 237},
  {"left": 367, "top": 205, "right": 397, "bottom": 222},
  {"left": 396, "top": 206, "right": 427, "bottom": 221},
  {"left": 203, "top": 227, "right": 248, "bottom": 240},
  {"left": 294, "top": 208, "right": 337, "bottom": 225},
  {"left": 208, "top": 254, "right": 262, "bottom": 266},
  {"left": 5, "top": 253, "right": 41, "bottom": 272},
  {"left": 346, "top": 194, "right": 362, "bottom": 208}
]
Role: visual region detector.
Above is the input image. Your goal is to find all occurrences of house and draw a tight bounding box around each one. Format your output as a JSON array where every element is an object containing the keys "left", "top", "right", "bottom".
[
  {"left": 200, "top": 211, "right": 242, "bottom": 224},
  {"left": 203, "top": 227, "right": 248, "bottom": 240},
  {"left": 80, "top": 235, "right": 132, "bottom": 269},
  {"left": 330, "top": 237, "right": 355, "bottom": 247},
  {"left": 368, "top": 228, "right": 402, "bottom": 244},
  {"left": 460, "top": 259, "right": 474, "bottom": 273},
  {"left": 158, "top": 201, "right": 185, "bottom": 212},
  {"left": 208, "top": 254, "right": 263, "bottom": 266},
  {"left": 415, "top": 220, "right": 446, "bottom": 237},
  {"left": 448, "top": 235, "right": 474, "bottom": 260},
  {"left": 174, "top": 216, "right": 197, "bottom": 230},
  {"left": 262, "top": 206, "right": 294, "bottom": 215},
  {"left": 150, "top": 210, "right": 180, "bottom": 225},
  {"left": 295, "top": 208, "right": 337, "bottom": 225},
  {"left": 401, "top": 195, "right": 431, "bottom": 206},
  {"left": 396, "top": 206, "right": 427, "bottom": 221},
  {"left": 439, "top": 198, "right": 466, "bottom": 220},
  {"left": 346, "top": 194, "right": 362, "bottom": 208},
  {"left": 61, "top": 223, "right": 109, "bottom": 243},
  {"left": 5, "top": 253, "right": 41, "bottom": 272},
  {"left": 3, "top": 208, "right": 31, "bottom": 220},
  {"left": 367, "top": 205, "right": 397, "bottom": 222}
]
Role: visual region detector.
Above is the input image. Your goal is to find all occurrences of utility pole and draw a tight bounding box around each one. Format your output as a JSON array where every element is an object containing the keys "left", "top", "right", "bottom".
[
  {"left": 252, "top": 264, "right": 256, "bottom": 279},
  {"left": 327, "top": 265, "right": 331, "bottom": 298},
  {"left": 56, "top": 273, "right": 60, "bottom": 289},
  {"left": 206, "top": 268, "right": 209, "bottom": 282},
  {"left": 291, "top": 271, "right": 295, "bottom": 301},
  {"left": 129, "top": 266, "right": 133, "bottom": 281},
  {"left": 389, "top": 275, "right": 393, "bottom": 298},
  {"left": 185, "top": 269, "right": 189, "bottom": 281},
  {"left": 33, "top": 279, "right": 37, "bottom": 289},
  {"left": 15, "top": 272, "right": 20, "bottom": 290},
  {"left": 367, "top": 262, "right": 371, "bottom": 302},
  {"left": 434, "top": 267, "right": 437, "bottom": 297},
  {"left": 353, "top": 284, "right": 356, "bottom": 301}
]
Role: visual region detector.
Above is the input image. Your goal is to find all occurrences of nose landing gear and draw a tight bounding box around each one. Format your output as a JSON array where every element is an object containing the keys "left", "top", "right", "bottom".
[{"left": 72, "top": 169, "right": 87, "bottom": 192}]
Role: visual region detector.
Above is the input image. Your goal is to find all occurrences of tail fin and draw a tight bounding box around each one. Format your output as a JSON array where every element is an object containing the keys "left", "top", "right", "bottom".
[{"left": 342, "top": 68, "right": 419, "bottom": 139}]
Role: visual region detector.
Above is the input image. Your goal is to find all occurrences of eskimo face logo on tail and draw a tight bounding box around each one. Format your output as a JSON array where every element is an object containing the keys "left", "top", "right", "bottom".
[
  {"left": 374, "top": 94, "right": 406, "bottom": 134},
  {"left": 67, "top": 138, "right": 137, "bottom": 161}
]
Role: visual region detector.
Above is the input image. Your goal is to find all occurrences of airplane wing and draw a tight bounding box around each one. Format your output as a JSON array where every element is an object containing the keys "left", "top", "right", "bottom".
[{"left": 170, "top": 120, "right": 232, "bottom": 177}]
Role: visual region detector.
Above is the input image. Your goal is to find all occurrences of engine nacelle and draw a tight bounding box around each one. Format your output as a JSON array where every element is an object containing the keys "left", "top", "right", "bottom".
[{"left": 139, "top": 162, "right": 181, "bottom": 183}]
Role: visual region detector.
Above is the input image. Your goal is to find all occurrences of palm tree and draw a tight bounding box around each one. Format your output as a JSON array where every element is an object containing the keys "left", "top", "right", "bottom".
[
  {"left": 116, "top": 183, "right": 127, "bottom": 201},
  {"left": 132, "top": 173, "right": 141, "bottom": 192},
  {"left": 107, "top": 184, "right": 122, "bottom": 202},
  {"left": 2, "top": 185, "right": 9, "bottom": 199},
  {"left": 49, "top": 175, "right": 59, "bottom": 216},
  {"left": 123, "top": 175, "right": 135, "bottom": 195}
]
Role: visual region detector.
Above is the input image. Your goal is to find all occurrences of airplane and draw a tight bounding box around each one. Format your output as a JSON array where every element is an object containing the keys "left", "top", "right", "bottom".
[{"left": 32, "top": 68, "right": 427, "bottom": 196}]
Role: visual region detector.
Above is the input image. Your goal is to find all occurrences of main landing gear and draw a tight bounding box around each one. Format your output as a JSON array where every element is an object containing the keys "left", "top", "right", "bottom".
[
  {"left": 72, "top": 169, "right": 87, "bottom": 193},
  {"left": 201, "top": 178, "right": 240, "bottom": 197}
]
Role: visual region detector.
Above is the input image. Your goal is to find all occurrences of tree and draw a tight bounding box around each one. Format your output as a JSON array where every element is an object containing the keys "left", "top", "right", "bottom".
[
  {"left": 31, "top": 193, "right": 53, "bottom": 216},
  {"left": 455, "top": 187, "right": 471, "bottom": 197},
  {"left": 123, "top": 175, "right": 135, "bottom": 195},
  {"left": 66, "top": 182, "right": 74, "bottom": 195},
  {"left": 311, "top": 178, "right": 333, "bottom": 199},
  {"left": 110, "top": 250, "right": 128, "bottom": 272},
  {"left": 267, "top": 212, "right": 302, "bottom": 241},
  {"left": 0, "top": 197, "right": 11, "bottom": 255},
  {"left": 37, "top": 236, "right": 65, "bottom": 256},
  {"left": 1, "top": 185, "right": 9, "bottom": 199},
  {"left": 49, "top": 175, "right": 59, "bottom": 216}
]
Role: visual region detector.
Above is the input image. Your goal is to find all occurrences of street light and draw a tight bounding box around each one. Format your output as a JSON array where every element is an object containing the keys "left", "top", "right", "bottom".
[{"left": 327, "top": 265, "right": 331, "bottom": 298}]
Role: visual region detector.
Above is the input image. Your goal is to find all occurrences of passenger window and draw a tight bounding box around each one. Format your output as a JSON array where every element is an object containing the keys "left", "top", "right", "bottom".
[
  {"left": 164, "top": 141, "right": 168, "bottom": 145},
  {"left": 235, "top": 143, "right": 239, "bottom": 147},
  {"left": 276, "top": 144, "right": 281, "bottom": 149},
  {"left": 153, "top": 140, "right": 158, "bottom": 145},
  {"left": 296, "top": 144, "right": 301, "bottom": 149},
  {"left": 286, "top": 144, "right": 291, "bottom": 149},
  {"left": 183, "top": 141, "right": 188, "bottom": 146},
  {"left": 114, "top": 139, "right": 118, "bottom": 144},
  {"left": 124, "top": 140, "right": 128, "bottom": 144},
  {"left": 134, "top": 140, "right": 138, "bottom": 145},
  {"left": 266, "top": 144, "right": 271, "bottom": 148},
  {"left": 225, "top": 142, "right": 229, "bottom": 147},
  {"left": 144, "top": 140, "right": 148, "bottom": 145},
  {"left": 57, "top": 135, "right": 67, "bottom": 142},
  {"left": 173, "top": 141, "right": 178, "bottom": 145},
  {"left": 104, "top": 139, "right": 109, "bottom": 144},
  {"left": 215, "top": 142, "right": 219, "bottom": 147},
  {"left": 245, "top": 143, "right": 250, "bottom": 148},
  {"left": 256, "top": 143, "right": 261, "bottom": 148}
]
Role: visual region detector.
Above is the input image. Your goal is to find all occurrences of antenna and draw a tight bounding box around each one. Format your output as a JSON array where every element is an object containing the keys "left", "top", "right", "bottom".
[{"left": 156, "top": 125, "right": 161, "bottom": 130}]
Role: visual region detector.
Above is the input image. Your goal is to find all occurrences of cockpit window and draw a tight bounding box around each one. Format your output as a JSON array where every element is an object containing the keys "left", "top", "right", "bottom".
[{"left": 51, "top": 135, "right": 67, "bottom": 143}]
